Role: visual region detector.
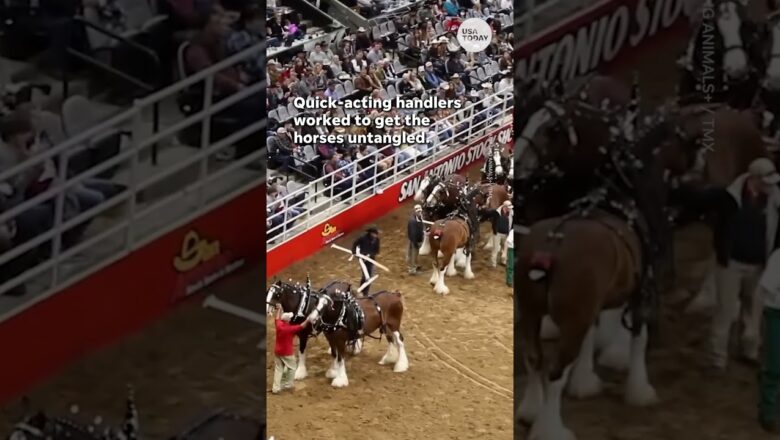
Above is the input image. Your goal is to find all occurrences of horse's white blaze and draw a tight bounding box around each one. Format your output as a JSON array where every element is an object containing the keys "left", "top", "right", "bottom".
[
  {"left": 414, "top": 177, "right": 431, "bottom": 202},
  {"left": 326, "top": 357, "right": 339, "bottom": 379},
  {"left": 294, "top": 351, "right": 308, "bottom": 380},
  {"left": 767, "top": 25, "right": 780, "bottom": 90},
  {"left": 393, "top": 331, "right": 409, "bottom": 372},
  {"left": 518, "top": 359, "right": 543, "bottom": 425},
  {"left": 596, "top": 309, "right": 631, "bottom": 372},
  {"left": 426, "top": 182, "right": 443, "bottom": 205},
  {"left": 331, "top": 359, "right": 349, "bottom": 388},
  {"left": 517, "top": 106, "right": 553, "bottom": 178},
  {"left": 379, "top": 338, "right": 399, "bottom": 365},
  {"left": 567, "top": 326, "right": 602, "bottom": 399},
  {"left": 446, "top": 254, "right": 458, "bottom": 277},
  {"left": 419, "top": 234, "right": 431, "bottom": 255},
  {"left": 717, "top": 2, "right": 747, "bottom": 77},
  {"left": 434, "top": 268, "right": 450, "bottom": 295},
  {"left": 529, "top": 366, "right": 575, "bottom": 440},
  {"left": 463, "top": 254, "right": 475, "bottom": 279},
  {"left": 625, "top": 324, "right": 658, "bottom": 406},
  {"left": 265, "top": 287, "right": 275, "bottom": 315},
  {"left": 540, "top": 316, "right": 560, "bottom": 340}
]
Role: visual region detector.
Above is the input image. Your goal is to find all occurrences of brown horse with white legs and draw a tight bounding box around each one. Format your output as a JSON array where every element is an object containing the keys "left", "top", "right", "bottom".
[
  {"left": 428, "top": 217, "right": 474, "bottom": 295},
  {"left": 317, "top": 281, "right": 407, "bottom": 388},
  {"left": 517, "top": 201, "right": 659, "bottom": 440},
  {"left": 415, "top": 173, "right": 468, "bottom": 255}
]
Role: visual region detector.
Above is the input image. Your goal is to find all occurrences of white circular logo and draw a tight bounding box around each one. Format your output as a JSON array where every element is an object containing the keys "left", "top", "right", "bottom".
[{"left": 457, "top": 18, "right": 492, "bottom": 53}]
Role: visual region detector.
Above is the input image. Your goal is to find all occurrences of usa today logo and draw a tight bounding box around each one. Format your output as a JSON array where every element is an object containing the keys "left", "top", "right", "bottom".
[{"left": 457, "top": 18, "right": 492, "bottom": 53}]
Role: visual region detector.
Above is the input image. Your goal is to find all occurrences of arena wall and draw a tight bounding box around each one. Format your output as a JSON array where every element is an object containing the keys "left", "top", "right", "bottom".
[{"left": 0, "top": 187, "right": 264, "bottom": 405}]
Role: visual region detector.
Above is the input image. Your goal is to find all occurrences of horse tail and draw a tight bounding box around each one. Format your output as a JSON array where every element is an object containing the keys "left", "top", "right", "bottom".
[{"left": 527, "top": 251, "right": 554, "bottom": 282}]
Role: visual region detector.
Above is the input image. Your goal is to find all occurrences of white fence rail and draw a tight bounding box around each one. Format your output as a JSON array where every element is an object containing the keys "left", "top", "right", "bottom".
[
  {"left": 267, "top": 90, "right": 513, "bottom": 249},
  {"left": 0, "top": 41, "right": 266, "bottom": 321}
]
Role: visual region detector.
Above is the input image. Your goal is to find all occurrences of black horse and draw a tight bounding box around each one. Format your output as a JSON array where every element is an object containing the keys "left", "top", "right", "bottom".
[
  {"left": 265, "top": 278, "right": 339, "bottom": 381},
  {"left": 678, "top": 0, "right": 765, "bottom": 109}
]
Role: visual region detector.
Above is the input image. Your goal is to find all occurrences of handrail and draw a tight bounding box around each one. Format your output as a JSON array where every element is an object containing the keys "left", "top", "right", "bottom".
[{"left": 0, "top": 38, "right": 267, "bottom": 320}]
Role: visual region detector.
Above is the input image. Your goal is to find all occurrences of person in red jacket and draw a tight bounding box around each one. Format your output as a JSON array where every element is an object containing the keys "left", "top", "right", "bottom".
[{"left": 272, "top": 308, "right": 311, "bottom": 393}]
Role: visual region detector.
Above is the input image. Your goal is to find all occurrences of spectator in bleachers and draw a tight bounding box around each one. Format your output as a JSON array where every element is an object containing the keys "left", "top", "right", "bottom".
[
  {"left": 366, "top": 42, "right": 384, "bottom": 65},
  {"left": 350, "top": 50, "right": 369, "bottom": 75},
  {"left": 224, "top": 4, "right": 264, "bottom": 80},
  {"left": 498, "top": 50, "right": 512, "bottom": 71},
  {"left": 268, "top": 127, "right": 298, "bottom": 171},
  {"left": 443, "top": 0, "right": 459, "bottom": 16},
  {"left": 354, "top": 27, "right": 372, "bottom": 51},
  {"left": 423, "top": 61, "right": 444, "bottom": 88},
  {"left": 186, "top": 11, "right": 264, "bottom": 130},
  {"left": 308, "top": 43, "right": 332, "bottom": 65},
  {"left": 0, "top": 116, "right": 54, "bottom": 295},
  {"left": 324, "top": 80, "right": 341, "bottom": 100}
]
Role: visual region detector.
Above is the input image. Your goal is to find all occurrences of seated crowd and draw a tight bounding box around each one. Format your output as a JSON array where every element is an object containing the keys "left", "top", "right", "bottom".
[
  {"left": 0, "top": 0, "right": 266, "bottom": 297},
  {"left": 266, "top": 0, "right": 513, "bottom": 238}
]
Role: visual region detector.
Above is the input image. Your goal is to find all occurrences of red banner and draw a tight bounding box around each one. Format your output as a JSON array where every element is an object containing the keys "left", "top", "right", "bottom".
[
  {"left": 266, "top": 125, "right": 513, "bottom": 277},
  {"left": 0, "top": 186, "right": 265, "bottom": 405}
]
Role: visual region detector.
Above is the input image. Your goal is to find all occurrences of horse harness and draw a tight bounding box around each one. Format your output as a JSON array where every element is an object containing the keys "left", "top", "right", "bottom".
[
  {"left": 548, "top": 185, "right": 658, "bottom": 336},
  {"left": 320, "top": 291, "right": 389, "bottom": 347}
]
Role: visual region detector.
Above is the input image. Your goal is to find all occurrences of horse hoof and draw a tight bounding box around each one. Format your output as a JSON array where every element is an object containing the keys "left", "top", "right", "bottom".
[
  {"left": 567, "top": 371, "right": 602, "bottom": 399},
  {"left": 464, "top": 271, "right": 475, "bottom": 280},
  {"left": 294, "top": 367, "right": 308, "bottom": 380},
  {"left": 326, "top": 369, "right": 337, "bottom": 379},
  {"left": 331, "top": 376, "right": 349, "bottom": 388},
  {"left": 435, "top": 286, "right": 450, "bottom": 295},
  {"left": 446, "top": 269, "right": 458, "bottom": 277},
  {"left": 529, "top": 424, "right": 576, "bottom": 440},
  {"left": 393, "top": 362, "right": 409, "bottom": 373},
  {"left": 625, "top": 383, "right": 659, "bottom": 407}
]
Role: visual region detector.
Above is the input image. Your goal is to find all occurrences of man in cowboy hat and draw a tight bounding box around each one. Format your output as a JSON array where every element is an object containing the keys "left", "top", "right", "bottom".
[
  {"left": 709, "top": 157, "right": 780, "bottom": 371},
  {"left": 351, "top": 226, "right": 381, "bottom": 294},
  {"left": 272, "top": 307, "right": 313, "bottom": 394},
  {"left": 407, "top": 205, "right": 425, "bottom": 274}
]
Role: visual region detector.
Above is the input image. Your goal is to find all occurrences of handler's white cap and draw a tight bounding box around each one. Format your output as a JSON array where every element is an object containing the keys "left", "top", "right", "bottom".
[
  {"left": 749, "top": 157, "right": 780, "bottom": 185},
  {"left": 281, "top": 312, "right": 293, "bottom": 322}
]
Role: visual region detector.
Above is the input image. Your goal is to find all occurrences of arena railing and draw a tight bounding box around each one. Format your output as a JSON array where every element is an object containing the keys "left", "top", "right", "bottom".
[
  {"left": 0, "top": 40, "right": 266, "bottom": 321},
  {"left": 266, "top": 91, "right": 513, "bottom": 249}
]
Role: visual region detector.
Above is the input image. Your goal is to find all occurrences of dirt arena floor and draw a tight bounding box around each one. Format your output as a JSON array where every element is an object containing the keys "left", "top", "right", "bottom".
[
  {"left": 266, "top": 169, "right": 513, "bottom": 440},
  {"left": 518, "top": 10, "right": 780, "bottom": 440},
  {"left": 0, "top": 269, "right": 263, "bottom": 438}
]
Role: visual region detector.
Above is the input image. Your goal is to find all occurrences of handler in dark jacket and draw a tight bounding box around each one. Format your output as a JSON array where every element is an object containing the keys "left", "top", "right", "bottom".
[
  {"left": 351, "top": 226, "right": 380, "bottom": 294},
  {"left": 407, "top": 205, "right": 424, "bottom": 274},
  {"left": 705, "top": 158, "right": 780, "bottom": 370}
]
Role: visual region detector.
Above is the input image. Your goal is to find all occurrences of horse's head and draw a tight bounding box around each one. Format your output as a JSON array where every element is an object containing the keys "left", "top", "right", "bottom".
[
  {"left": 713, "top": 0, "right": 752, "bottom": 79},
  {"left": 266, "top": 280, "right": 304, "bottom": 315},
  {"left": 414, "top": 174, "right": 439, "bottom": 202},
  {"left": 764, "top": 8, "right": 780, "bottom": 90},
  {"left": 424, "top": 181, "right": 447, "bottom": 209}
]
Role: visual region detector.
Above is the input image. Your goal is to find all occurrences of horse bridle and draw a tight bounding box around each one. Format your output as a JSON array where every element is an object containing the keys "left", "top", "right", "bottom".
[{"left": 267, "top": 282, "right": 315, "bottom": 321}]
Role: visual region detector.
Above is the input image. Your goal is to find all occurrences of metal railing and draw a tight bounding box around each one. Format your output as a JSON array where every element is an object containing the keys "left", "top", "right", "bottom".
[
  {"left": 266, "top": 90, "right": 513, "bottom": 249},
  {"left": 516, "top": 0, "right": 589, "bottom": 38},
  {"left": 0, "top": 40, "right": 266, "bottom": 322}
]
